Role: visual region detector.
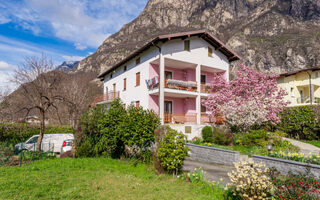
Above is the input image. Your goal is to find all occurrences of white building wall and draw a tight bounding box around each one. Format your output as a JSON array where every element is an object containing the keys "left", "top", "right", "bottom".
[
  {"left": 103, "top": 36, "right": 231, "bottom": 110},
  {"left": 103, "top": 47, "right": 159, "bottom": 109}
]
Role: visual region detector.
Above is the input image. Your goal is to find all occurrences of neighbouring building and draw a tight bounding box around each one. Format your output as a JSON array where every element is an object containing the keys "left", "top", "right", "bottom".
[
  {"left": 278, "top": 67, "right": 320, "bottom": 107},
  {"left": 96, "top": 30, "right": 240, "bottom": 139}
]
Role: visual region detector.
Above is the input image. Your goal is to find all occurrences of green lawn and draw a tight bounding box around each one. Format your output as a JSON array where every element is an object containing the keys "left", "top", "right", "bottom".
[
  {"left": 0, "top": 158, "right": 224, "bottom": 200},
  {"left": 302, "top": 140, "right": 320, "bottom": 148}
]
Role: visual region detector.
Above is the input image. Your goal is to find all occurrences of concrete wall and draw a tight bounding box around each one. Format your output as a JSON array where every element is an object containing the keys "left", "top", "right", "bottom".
[
  {"left": 253, "top": 155, "right": 320, "bottom": 178},
  {"left": 186, "top": 143, "right": 240, "bottom": 166}
]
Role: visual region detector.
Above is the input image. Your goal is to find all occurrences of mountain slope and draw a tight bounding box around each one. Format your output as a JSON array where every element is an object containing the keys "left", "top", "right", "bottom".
[{"left": 77, "top": 0, "right": 320, "bottom": 74}]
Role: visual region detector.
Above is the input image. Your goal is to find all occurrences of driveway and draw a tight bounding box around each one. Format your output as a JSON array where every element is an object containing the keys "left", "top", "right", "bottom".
[{"left": 183, "top": 159, "right": 235, "bottom": 185}]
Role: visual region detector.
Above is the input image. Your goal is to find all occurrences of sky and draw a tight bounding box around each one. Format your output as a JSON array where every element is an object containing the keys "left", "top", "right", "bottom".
[{"left": 0, "top": 0, "right": 148, "bottom": 91}]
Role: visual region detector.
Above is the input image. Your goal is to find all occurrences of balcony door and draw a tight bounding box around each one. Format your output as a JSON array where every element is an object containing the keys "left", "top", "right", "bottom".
[
  {"left": 165, "top": 71, "right": 173, "bottom": 80},
  {"left": 164, "top": 101, "right": 173, "bottom": 123},
  {"left": 300, "top": 90, "right": 304, "bottom": 103}
]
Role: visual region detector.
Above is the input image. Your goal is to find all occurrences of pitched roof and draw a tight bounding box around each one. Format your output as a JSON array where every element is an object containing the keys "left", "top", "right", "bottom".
[
  {"left": 98, "top": 30, "right": 240, "bottom": 79},
  {"left": 280, "top": 67, "right": 320, "bottom": 77}
]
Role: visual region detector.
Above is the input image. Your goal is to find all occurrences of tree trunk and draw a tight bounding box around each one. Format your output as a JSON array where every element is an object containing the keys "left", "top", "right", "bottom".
[{"left": 36, "top": 110, "right": 45, "bottom": 151}]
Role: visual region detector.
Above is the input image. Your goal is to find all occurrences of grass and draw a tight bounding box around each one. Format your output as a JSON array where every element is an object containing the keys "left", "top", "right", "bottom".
[
  {"left": 0, "top": 158, "right": 225, "bottom": 200},
  {"left": 302, "top": 140, "right": 320, "bottom": 148}
]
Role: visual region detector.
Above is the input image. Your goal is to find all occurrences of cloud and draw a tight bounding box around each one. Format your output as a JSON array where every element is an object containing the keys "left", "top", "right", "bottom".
[
  {"left": 0, "top": 0, "right": 148, "bottom": 50},
  {"left": 0, "top": 61, "right": 17, "bottom": 91},
  {"left": 62, "top": 55, "right": 85, "bottom": 61},
  {"left": 0, "top": 61, "right": 17, "bottom": 71}
]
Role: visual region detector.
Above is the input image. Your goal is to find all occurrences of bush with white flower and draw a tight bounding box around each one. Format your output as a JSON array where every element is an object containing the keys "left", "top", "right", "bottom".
[
  {"left": 156, "top": 126, "right": 189, "bottom": 175},
  {"left": 227, "top": 161, "right": 273, "bottom": 200}
]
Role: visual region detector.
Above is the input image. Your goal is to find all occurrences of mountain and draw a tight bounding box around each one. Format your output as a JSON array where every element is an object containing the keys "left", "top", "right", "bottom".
[
  {"left": 77, "top": 0, "right": 320, "bottom": 75},
  {"left": 57, "top": 61, "right": 80, "bottom": 72}
]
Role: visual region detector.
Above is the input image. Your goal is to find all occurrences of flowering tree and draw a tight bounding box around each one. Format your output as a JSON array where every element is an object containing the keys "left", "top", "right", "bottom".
[{"left": 202, "top": 64, "right": 289, "bottom": 131}]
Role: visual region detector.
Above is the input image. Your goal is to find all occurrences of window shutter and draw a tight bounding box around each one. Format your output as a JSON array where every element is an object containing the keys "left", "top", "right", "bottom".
[
  {"left": 123, "top": 78, "right": 126, "bottom": 90},
  {"left": 208, "top": 47, "right": 213, "bottom": 57},
  {"left": 136, "top": 72, "right": 140, "bottom": 86}
]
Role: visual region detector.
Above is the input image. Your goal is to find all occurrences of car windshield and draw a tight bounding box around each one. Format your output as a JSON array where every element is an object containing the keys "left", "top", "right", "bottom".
[
  {"left": 26, "top": 136, "right": 38, "bottom": 144},
  {"left": 65, "top": 141, "right": 73, "bottom": 146}
]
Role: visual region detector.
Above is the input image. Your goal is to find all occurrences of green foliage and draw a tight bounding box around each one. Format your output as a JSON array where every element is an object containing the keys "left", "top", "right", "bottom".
[
  {"left": 76, "top": 138, "right": 94, "bottom": 158},
  {"left": 121, "top": 105, "right": 160, "bottom": 161},
  {"left": 157, "top": 126, "right": 189, "bottom": 175},
  {"left": 186, "top": 167, "right": 205, "bottom": 183},
  {"left": 96, "top": 99, "right": 127, "bottom": 158},
  {"left": 0, "top": 123, "right": 74, "bottom": 145},
  {"left": 201, "top": 126, "right": 213, "bottom": 143},
  {"left": 235, "top": 129, "right": 286, "bottom": 147},
  {"left": 212, "top": 126, "right": 234, "bottom": 145},
  {"left": 269, "top": 151, "right": 320, "bottom": 165},
  {"left": 277, "top": 106, "right": 320, "bottom": 140},
  {"left": 78, "top": 99, "right": 160, "bottom": 160}
]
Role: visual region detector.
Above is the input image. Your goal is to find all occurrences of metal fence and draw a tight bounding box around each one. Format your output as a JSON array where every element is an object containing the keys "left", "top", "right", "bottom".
[{"left": 0, "top": 143, "right": 55, "bottom": 167}]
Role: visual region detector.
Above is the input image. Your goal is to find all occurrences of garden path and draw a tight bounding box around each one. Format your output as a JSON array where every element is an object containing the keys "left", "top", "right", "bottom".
[
  {"left": 283, "top": 137, "right": 320, "bottom": 155},
  {"left": 183, "top": 160, "right": 234, "bottom": 184}
]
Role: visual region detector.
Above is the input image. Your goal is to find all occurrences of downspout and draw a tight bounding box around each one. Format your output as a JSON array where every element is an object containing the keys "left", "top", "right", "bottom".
[
  {"left": 153, "top": 42, "right": 163, "bottom": 122},
  {"left": 307, "top": 71, "right": 313, "bottom": 105}
]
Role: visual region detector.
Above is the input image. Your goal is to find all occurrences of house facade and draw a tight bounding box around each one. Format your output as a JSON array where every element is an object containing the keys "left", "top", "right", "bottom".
[
  {"left": 277, "top": 67, "right": 320, "bottom": 107},
  {"left": 97, "top": 30, "right": 239, "bottom": 139}
]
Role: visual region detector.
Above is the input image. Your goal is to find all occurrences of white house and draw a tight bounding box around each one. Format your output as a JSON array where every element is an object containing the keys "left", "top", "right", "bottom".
[{"left": 97, "top": 30, "right": 240, "bottom": 139}]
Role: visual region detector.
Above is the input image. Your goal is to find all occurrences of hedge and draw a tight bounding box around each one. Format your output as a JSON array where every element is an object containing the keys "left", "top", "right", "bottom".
[
  {"left": 276, "top": 106, "right": 320, "bottom": 140},
  {"left": 0, "top": 123, "right": 74, "bottom": 145}
]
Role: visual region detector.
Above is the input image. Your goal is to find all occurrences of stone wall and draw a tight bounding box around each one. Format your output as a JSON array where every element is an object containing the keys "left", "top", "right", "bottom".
[
  {"left": 253, "top": 155, "right": 320, "bottom": 178},
  {"left": 186, "top": 143, "right": 240, "bottom": 166}
]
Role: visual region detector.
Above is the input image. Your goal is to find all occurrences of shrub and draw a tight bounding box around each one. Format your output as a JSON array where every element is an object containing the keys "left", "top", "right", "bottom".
[
  {"left": 156, "top": 126, "right": 189, "bottom": 175},
  {"left": 277, "top": 106, "right": 320, "bottom": 140},
  {"left": 76, "top": 139, "right": 94, "bottom": 158},
  {"left": 269, "top": 169, "right": 320, "bottom": 200},
  {"left": 202, "top": 126, "right": 213, "bottom": 143},
  {"left": 78, "top": 99, "right": 160, "bottom": 160},
  {"left": 235, "top": 129, "right": 285, "bottom": 147},
  {"left": 0, "top": 123, "right": 74, "bottom": 145},
  {"left": 212, "top": 126, "right": 234, "bottom": 145},
  {"left": 227, "top": 161, "right": 273, "bottom": 200},
  {"left": 186, "top": 167, "right": 205, "bottom": 183},
  {"left": 96, "top": 99, "right": 127, "bottom": 158},
  {"left": 121, "top": 105, "right": 160, "bottom": 161}
]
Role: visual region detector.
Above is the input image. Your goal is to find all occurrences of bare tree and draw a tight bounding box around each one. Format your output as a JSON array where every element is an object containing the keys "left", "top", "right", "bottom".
[
  {"left": 12, "top": 55, "right": 63, "bottom": 151},
  {"left": 60, "top": 71, "right": 100, "bottom": 129}
]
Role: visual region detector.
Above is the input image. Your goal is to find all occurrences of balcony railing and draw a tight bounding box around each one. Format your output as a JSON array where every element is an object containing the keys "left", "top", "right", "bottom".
[
  {"left": 91, "top": 91, "right": 120, "bottom": 106},
  {"left": 297, "top": 96, "right": 320, "bottom": 104},
  {"left": 165, "top": 79, "right": 197, "bottom": 92},
  {"left": 201, "top": 83, "right": 211, "bottom": 93},
  {"left": 164, "top": 113, "right": 197, "bottom": 124}
]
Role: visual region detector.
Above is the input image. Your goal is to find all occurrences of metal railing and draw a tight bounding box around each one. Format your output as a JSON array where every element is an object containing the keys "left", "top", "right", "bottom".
[
  {"left": 91, "top": 91, "right": 120, "bottom": 106},
  {"left": 297, "top": 96, "right": 320, "bottom": 104},
  {"left": 0, "top": 143, "right": 55, "bottom": 167},
  {"left": 165, "top": 79, "right": 197, "bottom": 92},
  {"left": 200, "top": 84, "right": 211, "bottom": 93}
]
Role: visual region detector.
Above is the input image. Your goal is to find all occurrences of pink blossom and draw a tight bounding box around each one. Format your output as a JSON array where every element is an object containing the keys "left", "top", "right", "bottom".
[{"left": 202, "top": 64, "right": 289, "bottom": 130}]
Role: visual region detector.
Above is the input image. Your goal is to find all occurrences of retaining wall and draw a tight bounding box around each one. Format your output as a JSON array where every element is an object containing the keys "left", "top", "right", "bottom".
[
  {"left": 253, "top": 155, "right": 320, "bottom": 178},
  {"left": 186, "top": 143, "right": 240, "bottom": 166}
]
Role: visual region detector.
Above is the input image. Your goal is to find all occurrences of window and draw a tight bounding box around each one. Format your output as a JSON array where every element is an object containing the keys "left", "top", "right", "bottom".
[
  {"left": 27, "top": 136, "right": 39, "bottom": 144},
  {"left": 136, "top": 57, "right": 140, "bottom": 65},
  {"left": 201, "top": 75, "right": 206, "bottom": 84},
  {"left": 184, "top": 40, "right": 190, "bottom": 51},
  {"left": 201, "top": 105, "right": 206, "bottom": 113},
  {"left": 124, "top": 66, "right": 127, "bottom": 72},
  {"left": 135, "top": 101, "right": 140, "bottom": 108},
  {"left": 315, "top": 72, "right": 319, "bottom": 78},
  {"left": 290, "top": 87, "right": 294, "bottom": 96},
  {"left": 113, "top": 83, "right": 116, "bottom": 92},
  {"left": 136, "top": 72, "right": 140, "bottom": 86},
  {"left": 208, "top": 47, "right": 213, "bottom": 57},
  {"left": 110, "top": 73, "right": 113, "bottom": 78},
  {"left": 123, "top": 78, "right": 126, "bottom": 91}
]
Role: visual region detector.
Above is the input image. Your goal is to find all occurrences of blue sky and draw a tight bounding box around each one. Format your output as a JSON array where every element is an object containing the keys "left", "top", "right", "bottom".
[{"left": 0, "top": 0, "right": 148, "bottom": 90}]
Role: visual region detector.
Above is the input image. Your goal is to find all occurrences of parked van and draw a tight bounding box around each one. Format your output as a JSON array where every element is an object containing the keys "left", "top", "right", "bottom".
[{"left": 15, "top": 134, "right": 74, "bottom": 153}]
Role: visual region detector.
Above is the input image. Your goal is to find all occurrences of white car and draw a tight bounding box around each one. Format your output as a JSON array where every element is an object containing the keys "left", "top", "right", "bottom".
[
  {"left": 15, "top": 134, "right": 74, "bottom": 153},
  {"left": 61, "top": 139, "right": 73, "bottom": 154}
]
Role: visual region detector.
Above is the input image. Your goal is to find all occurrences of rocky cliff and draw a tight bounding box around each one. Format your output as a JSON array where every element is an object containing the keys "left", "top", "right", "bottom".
[{"left": 77, "top": 0, "right": 320, "bottom": 74}]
